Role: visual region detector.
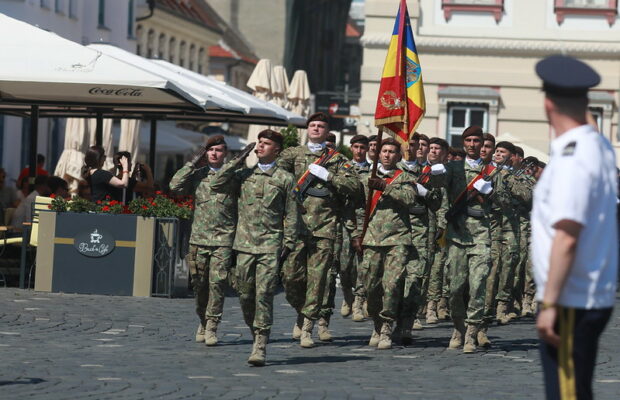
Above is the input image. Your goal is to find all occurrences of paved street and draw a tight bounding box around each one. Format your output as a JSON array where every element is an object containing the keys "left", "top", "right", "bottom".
[{"left": 0, "top": 288, "right": 618, "bottom": 400}]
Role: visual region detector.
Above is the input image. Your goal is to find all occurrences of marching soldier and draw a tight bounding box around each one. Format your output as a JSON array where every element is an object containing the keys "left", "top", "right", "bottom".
[
  {"left": 169, "top": 135, "right": 236, "bottom": 347},
  {"left": 277, "top": 112, "right": 361, "bottom": 348},
  {"left": 439, "top": 126, "right": 512, "bottom": 353},
  {"left": 211, "top": 130, "right": 298, "bottom": 367},
  {"left": 480, "top": 133, "right": 495, "bottom": 164},
  {"left": 359, "top": 138, "right": 418, "bottom": 349}
]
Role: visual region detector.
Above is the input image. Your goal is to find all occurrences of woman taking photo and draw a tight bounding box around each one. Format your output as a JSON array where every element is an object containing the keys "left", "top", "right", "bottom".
[
  {"left": 81, "top": 146, "right": 129, "bottom": 203},
  {"left": 112, "top": 151, "right": 154, "bottom": 202}
]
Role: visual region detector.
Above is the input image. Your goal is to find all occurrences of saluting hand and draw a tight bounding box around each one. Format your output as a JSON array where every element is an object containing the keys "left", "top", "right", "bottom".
[
  {"left": 537, "top": 307, "right": 560, "bottom": 348},
  {"left": 190, "top": 146, "right": 207, "bottom": 167},
  {"left": 237, "top": 142, "right": 256, "bottom": 161}
]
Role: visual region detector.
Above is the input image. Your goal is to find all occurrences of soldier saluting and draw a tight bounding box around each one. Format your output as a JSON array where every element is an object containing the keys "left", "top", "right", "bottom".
[
  {"left": 211, "top": 130, "right": 298, "bottom": 367},
  {"left": 277, "top": 112, "right": 361, "bottom": 348},
  {"left": 169, "top": 135, "right": 236, "bottom": 347}
]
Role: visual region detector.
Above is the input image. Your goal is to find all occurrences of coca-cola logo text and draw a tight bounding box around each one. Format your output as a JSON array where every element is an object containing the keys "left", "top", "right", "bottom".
[{"left": 88, "top": 87, "right": 143, "bottom": 97}]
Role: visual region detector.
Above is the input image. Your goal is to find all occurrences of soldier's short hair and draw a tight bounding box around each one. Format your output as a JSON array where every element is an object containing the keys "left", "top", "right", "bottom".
[
  {"left": 462, "top": 126, "right": 484, "bottom": 140},
  {"left": 349, "top": 134, "right": 369, "bottom": 146},
  {"left": 514, "top": 146, "right": 524, "bottom": 158},
  {"left": 417, "top": 133, "right": 430, "bottom": 145},
  {"left": 307, "top": 112, "right": 330, "bottom": 127},
  {"left": 429, "top": 137, "right": 449, "bottom": 152},
  {"left": 379, "top": 137, "right": 401, "bottom": 151},
  {"left": 449, "top": 147, "right": 466, "bottom": 158},
  {"left": 258, "top": 129, "right": 284, "bottom": 148},
  {"left": 524, "top": 156, "right": 539, "bottom": 165},
  {"left": 483, "top": 133, "right": 495, "bottom": 144},
  {"left": 495, "top": 141, "right": 516, "bottom": 154},
  {"left": 205, "top": 135, "right": 227, "bottom": 150}
]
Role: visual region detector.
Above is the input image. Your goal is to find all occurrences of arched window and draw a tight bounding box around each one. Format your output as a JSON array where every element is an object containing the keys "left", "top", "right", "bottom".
[
  {"left": 158, "top": 33, "right": 166, "bottom": 59},
  {"left": 198, "top": 47, "right": 205, "bottom": 74},
  {"left": 146, "top": 29, "right": 155, "bottom": 58},
  {"left": 168, "top": 37, "right": 176, "bottom": 63},
  {"left": 179, "top": 40, "right": 186, "bottom": 67},
  {"left": 189, "top": 44, "right": 196, "bottom": 70},
  {"left": 135, "top": 24, "right": 143, "bottom": 55}
]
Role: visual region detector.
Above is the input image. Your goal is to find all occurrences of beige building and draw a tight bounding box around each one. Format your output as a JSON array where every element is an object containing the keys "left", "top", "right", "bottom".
[{"left": 359, "top": 0, "right": 620, "bottom": 161}]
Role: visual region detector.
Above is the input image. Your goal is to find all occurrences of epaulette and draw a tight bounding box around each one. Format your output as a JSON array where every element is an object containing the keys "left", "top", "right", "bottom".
[{"left": 562, "top": 141, "right": 577, "bottom": 156}]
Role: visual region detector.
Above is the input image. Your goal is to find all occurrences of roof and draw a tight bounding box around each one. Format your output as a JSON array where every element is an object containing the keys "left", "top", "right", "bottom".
[
  {"left": 209, "top": 43, "right": 258, "bottom": 64},
  {"left": 157, "top": 0, "right": 222, "bottom": 33}
]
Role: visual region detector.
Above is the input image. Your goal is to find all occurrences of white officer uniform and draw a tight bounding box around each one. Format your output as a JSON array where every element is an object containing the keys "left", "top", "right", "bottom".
[{"left": 531, "top": 124, "right": 618, "bottom": 308}]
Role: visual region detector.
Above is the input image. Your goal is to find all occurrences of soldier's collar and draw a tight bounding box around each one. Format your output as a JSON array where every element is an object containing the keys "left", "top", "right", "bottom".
[
  {"left": 307, "top": 141, "right": 325, "bottom": 153},
  {"left": 465, "top": 157, "right": 482, "bottom": 168},
  {"left": 256, "top": 161, "right": 277, "bottom": 175}
]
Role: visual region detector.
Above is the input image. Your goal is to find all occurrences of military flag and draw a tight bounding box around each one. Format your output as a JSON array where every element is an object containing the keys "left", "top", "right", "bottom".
[{"left": 374, "top": 0, "right": 426, "bottom": 144}]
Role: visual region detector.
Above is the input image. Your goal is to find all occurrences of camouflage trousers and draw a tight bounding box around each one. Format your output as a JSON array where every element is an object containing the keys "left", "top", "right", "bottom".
[
  {"left": 427, "top": 241, "right": 448, "bottom": 302},
  {"left": 281, "top": 236, "right": 334, "bottom": 320},
  {"left": 401, "top": 245, "right": 426, "bottom": 320},
  {"left": 340, "top": 228, "right": 363, "bottom": 301},
  {"left": 361, "top": 245, "right": 411, "bottom": 323},
  {"left": 235, "top": 251, "right": 279, "bottom": 335},
  {"left": 187, "top": 245, "right": 232, "bottom": 324},
  {"left": 484, "top": 225, "right": 503, "bottom": 322},
  {"left": 495, "top": 225, "right": 520, "bottom": 303},
  {"left": 447, "top": 240, "right": 491, "bottom": 325},
  {"left": 518, "top": 219, "right": 535, "bottom": 298}
]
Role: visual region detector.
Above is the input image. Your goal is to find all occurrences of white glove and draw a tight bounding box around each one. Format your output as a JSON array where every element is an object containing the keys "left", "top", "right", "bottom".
[
  {"left": 416, "top": 183, "right": 428, "bottom": 198},
  {"left": 308, "top": 164, "right": 330, "bottom": 182},
  {"left": 473, "top": 179, "right": 493, "bottom": 195},
  {"left": 431, "top": 164, "right": 446, "bottom": 175}
]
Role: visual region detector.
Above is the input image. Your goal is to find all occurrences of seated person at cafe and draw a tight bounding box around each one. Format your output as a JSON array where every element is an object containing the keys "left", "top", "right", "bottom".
[
  {"left": 11, "top": 175, "right": 50, "bottom": 231},
  {"left": 81, "top": 146, "right": 129, "bottom": 203},
  {"left": 16, "top": 153, "right": 48, "bottom": 190},
  {"left": 112, "top": 151, "right": 154, "bottom": 202},
  {"left": 1, "top": 167, "right": 19, "bottom": 225},
  {"left": 47, "top": 176, "right": 70, "bottom": 200}
]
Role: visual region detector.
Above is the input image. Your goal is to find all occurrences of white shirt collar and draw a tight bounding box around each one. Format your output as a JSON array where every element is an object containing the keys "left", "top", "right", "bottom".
[
  {"left": 307, "top": 142, "right": 325, "bottom": 153},
  {"left": 403, "top": 160, "right": 417, "bottom": 169},
  {"left": 378, "top": 164, "right": 393, "bottom": 175},
  {"left": 257, "top": 161, "right": 276, "bottom": 172},
  {"left": 465, "top": 157, "right": 483, "bottom": 168},
  {"left": 209, "top": 166, "right": 221, "bottom": 172},
  {"left": 353, "top": 160, "right": 369, "bottom": 168}
]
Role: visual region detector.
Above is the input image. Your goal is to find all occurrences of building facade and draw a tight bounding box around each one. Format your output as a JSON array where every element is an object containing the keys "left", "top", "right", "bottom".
[{"left": 359, "top": 0, "right": 620, "bottom": 160}]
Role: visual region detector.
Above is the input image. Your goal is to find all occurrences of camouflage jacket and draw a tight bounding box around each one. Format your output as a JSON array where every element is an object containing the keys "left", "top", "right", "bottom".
[
  {"left": 438, "top": 159, "right": 512, "bottom": 245},
  {"left": 277, "top": 145, "right": 360, "bottom": 239},
  {"left": 360, "top": 169, "right": 417, "bottom": 247},
  {"left": 211, "top": 158, "right": 298, "bottom": 254},
  {"left": 169, "top": 162, "right": 237, "bottom": 247},
  {"left": 491, "top": 168, "right": 534, "bottom": 234},
  {"left": 398, "top": 160, "right": 444, "bottom": 248}
]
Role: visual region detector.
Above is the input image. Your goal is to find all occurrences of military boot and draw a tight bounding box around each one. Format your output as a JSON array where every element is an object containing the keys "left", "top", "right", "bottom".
[
  {"left": 377, "top": 321, "right": 393, "bottom": 350},
  {"left": 521, "top": 294, "right": 534, "bottom": 317},
  {"left": 463, "top": 324, "right": 478, "bottom": 353},
  {"left": 195, "top": 322, "right": 206, "bottom": 342},
  {"left": 317, "top": 317, "right": 333, "bottom": 342},
  {"left": 426, "top": 300, "right": 439, "bottom": 324},
  {"left": 300, "top": 317, "right": 314, "bottom": 348},
  {"left": 400, "top": 318, "right": 413, "bottom": 346},
  {"left": 340, "top": 287, "right": 354, "bottom": 317},
  {"left": 351, "top": 296, "right": 365, "bottom": 322},
  {"left": 477, "top": 325, "right": 492, "bottom": 348},
  {"left": 292, "top": 314, "right": 304, "bottom": 340},
  {"left": 247, "top": 331, "right": 268, "bottom": 367},
  {"left": 368, "top": 320, "right": 381, "bottom": 347},
  {"left": 496, "top": 301, "right": 511, "bottom": 325},
  {"left": 362, "top": 300, "right": 369, "bottom": 318},
  {"left": 437, "top": 297, "right": 449, "bottom": 320},
  {"left": 340, "top": 300, "right": 351, "bottom": 318},
  {"left": 204, "top": 320, "right": 218, "bottom": 346},
  {"left": 448, "top": 318, "right": 466, "bottom": 349}
]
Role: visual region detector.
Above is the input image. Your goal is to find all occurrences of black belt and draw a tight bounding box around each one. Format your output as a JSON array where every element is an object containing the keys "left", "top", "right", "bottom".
[{"left": 409, "top": 206, "right": 426, "bottom": 215}]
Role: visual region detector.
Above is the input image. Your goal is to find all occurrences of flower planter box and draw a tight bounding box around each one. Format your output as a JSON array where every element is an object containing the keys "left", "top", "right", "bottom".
[{"left": 35, "top": 211, "right": 188, "bottom": 297}]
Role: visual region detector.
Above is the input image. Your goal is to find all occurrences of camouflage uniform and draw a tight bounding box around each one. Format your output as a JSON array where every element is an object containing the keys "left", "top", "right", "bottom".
[
  {"left": 277, "top": 145, "right": 360, "bottom": 322},
  {"left": 439, "top": 160, "right": 511, "bottom": 330},
  {"left": 397, "top": 161, "right": 443, "bottom": 327},
  {"left": 426, "top": 187, "right": 449, "bottom": 315},
  {"left": 210, "top": 158, "right": 298, "bottom": 335},
  {"left": 359, "top": 168, "right": 417, "bottom": 341},
  {"left": 169, "top": 163, "right": 237, "bottom": 327},
  {"left": 513, "top": 174, "right": 536, "bottom": 313}
]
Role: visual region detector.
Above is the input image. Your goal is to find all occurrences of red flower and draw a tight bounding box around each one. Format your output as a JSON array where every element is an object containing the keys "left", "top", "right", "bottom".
[
  {"left": 96, "top": 200, "right": 102, "bottom": 204},
  {"left": 150, "top": 202, "right": 155, "bottom": 206},
  {"left": 102, "top": 206, "right": 110, "bottom": 212},
  {"left": 50, "top": 193, "right": 56, "bottom": 199},
  {"left": 47, "top": 204, "right": 52, "bottom": 209},
  {"left": 155, "top": 191, "right": 163, "bottom": 195},
  {"left": 142, "top": 205, "right": 148, "bottom": 209},
  {"left": 105, "top": 195, "right": 111, "bottom": 200},
  {"left": 110, "top": 200, "right": 119, "bottom": 206}
]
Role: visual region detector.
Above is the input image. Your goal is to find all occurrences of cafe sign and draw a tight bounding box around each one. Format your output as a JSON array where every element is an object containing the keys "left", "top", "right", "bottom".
[{"left": 73, "top": 228, "right": 115, "bottom": 257}]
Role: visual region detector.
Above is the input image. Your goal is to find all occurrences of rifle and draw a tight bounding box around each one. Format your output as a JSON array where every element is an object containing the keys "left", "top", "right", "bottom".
[
  {"left": 445, "top": 159, "right": 508, "bottom": 225},
  {"left": 511, "top": 159, "right": 537, "bottom": 178},
  {"left": 292, "top": 147, "right": 337, "bottom": 213}
]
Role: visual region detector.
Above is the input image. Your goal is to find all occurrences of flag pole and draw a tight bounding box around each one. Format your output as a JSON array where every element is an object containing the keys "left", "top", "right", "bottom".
[{"left": 360, "top": 126, "right": 384, "bottom": 242}]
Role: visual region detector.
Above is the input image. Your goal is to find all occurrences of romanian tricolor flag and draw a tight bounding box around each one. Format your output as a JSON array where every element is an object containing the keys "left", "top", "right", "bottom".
[{"left": 374, "top": 0, "right": 425, "bottom": 145}]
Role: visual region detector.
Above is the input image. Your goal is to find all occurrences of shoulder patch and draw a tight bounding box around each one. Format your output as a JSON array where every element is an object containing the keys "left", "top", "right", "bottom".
[
  {"left": 342, "top": 163, "right": 352, "bottom": 170},
  {"left": 562, "top": 141, "right": 577, "bottom": 156}
]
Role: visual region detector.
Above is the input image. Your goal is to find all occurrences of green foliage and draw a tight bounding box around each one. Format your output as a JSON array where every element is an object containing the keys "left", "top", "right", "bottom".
[
  {"left": 49, "top": 194, "right": 67, "bottom": 212},
  {"left": 337, "top": 144, "right": 353, "bottom": 160},
  {"left": 280, "top": 125, "right": 300, "bottom": 149},
  {"left": 68, "top": 196, "right": 96, "bottom": 213}
]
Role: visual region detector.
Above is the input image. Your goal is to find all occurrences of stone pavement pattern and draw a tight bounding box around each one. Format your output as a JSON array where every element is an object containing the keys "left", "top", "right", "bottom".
[{"left": 0, "top": 288, "right": 618, "bottom": 400}]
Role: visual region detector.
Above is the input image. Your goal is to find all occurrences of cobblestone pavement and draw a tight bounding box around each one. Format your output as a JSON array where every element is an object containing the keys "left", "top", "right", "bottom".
[{"left": 0, "top": 288, "right": 618, "bottom": 400}]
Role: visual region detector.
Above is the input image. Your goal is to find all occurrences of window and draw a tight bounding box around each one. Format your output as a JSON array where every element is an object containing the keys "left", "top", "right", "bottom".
[
  {"left": 589, "top": 107, "right": 604, "bottom": 133},
  {"left": 68, "top": 0, "right": 77, "bottom": 18},
  {"left": 198, "top": 48, "right": 205, "bottom": 74},
  {"left": 135, "top": 24, "right": 143, "bottom": 55},
  {"left": 189, "top": 44, "right": 195, "bottom": 70},
  {"left": 554, "top": 0, "right": 617, "bottom": 25},
  {"left": 40, "top": 0, "right": 50, "bottom": 9},
  {"left": 146, "top": 29, "right": 155, "bottom": 58},
  {"left": 98, "top": 0, "right": 106, "bottom": 28},
  {"left": 447, "top": 103, "right": 488, "bottom": 147},
  {"left": 588, "top": 91, "right": 615, "bottom": 138},
  {"left": 55, "top": 0, "right": 63, "bottom": 14},
  {"left": 158, "top": 33, "right": 166, "bottom": 59},
  {"left": 127, "top": 0, "right": 135, "bottom": 38},
  {"left": 179, "top": 41, "right": 186, "bottom": 67},
  {"left": 441, "top": 0, "right": 505, "bottom": 23}
]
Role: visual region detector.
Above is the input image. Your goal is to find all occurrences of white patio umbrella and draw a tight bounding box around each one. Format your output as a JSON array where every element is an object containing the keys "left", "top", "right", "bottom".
[
  {"left": 246, "top": 59, "right": 273, "bottom": 165},
  {"left": 288, "top": 70, "right": 312, "bottom": 144},
  {"left": 270, "top": 66, "right": 289, "bottom": 108},
  {"left": 54, "top": 118, "right": 89, "bottom": 191},
  {"left": 119, "top": 119, "right": 141, "bottom": 170}
]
